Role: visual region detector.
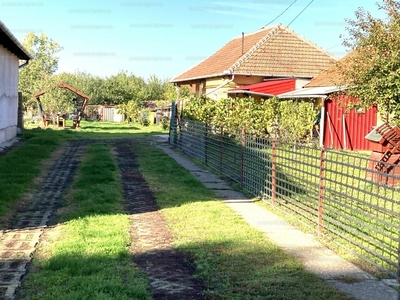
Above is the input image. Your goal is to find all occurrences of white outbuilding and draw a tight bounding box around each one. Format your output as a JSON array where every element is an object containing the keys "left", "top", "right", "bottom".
[{"left": 0, "top": 20, "right": 31, "bottom": 144}]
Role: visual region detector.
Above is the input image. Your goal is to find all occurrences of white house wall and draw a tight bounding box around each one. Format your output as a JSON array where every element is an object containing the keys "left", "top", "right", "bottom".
[{"left": 0, "top": 45, "right": 19, "bottom": 144}]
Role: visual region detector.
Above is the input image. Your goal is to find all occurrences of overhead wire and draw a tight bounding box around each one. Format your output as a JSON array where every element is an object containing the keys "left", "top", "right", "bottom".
[
  {"left": 240, "top": 0, "right": 318, "bottom": 74},
  {"left": 264, "top": 0, "right": 298, "bottom": 27},
  {"left": 287, "top": 0, "right": 315, "bottom": 27}
]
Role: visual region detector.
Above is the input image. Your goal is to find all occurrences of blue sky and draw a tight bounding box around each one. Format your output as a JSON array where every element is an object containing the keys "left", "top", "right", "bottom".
[{"left": 1, "top": 0, "right": 385, "bottom": 80}]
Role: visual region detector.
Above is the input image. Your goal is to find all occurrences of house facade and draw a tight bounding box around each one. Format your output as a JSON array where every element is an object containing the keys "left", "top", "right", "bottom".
[
  {"left": 171, "top": 23, "right": 337, "bottom": 101},
  {"left": 0, "top": 21, "right": 31, "bottom": 144}
]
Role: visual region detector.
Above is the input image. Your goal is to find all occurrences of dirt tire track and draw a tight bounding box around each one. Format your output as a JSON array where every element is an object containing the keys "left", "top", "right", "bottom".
[
  {"left": 0, "top": 139, "right": 205, "bottom": 299},
  {"left": 115, "top": 139, "right": 205, "bottom": 300}
]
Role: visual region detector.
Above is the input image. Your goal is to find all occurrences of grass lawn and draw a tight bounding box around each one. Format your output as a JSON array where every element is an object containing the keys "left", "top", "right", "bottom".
[
  {"left": 1, "top": 121, "right": 353, "bottom": 299},
  {"left": 133, "top": 142, "right": 352, "bottom": 300}
]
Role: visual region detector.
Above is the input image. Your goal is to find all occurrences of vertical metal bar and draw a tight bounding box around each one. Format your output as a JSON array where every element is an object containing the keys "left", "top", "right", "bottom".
[
  {"left": 219, "top": 127, "right": 223, "bottom": 175},
  {"left": 169, "top": 101, "right": 176, "bottom": 145},
  {"left": 205, "top": 123, "right": 208, "bottom": 165},
  {"left": 241, "top": 128, "right": 245, "bottom": 188},
  {"left": 342, "top": 115, "right": 347, "bottom": 150},
  {"left": 397, "top": 228, "right": 400, "bottom": 283},
  {"left": 318, "top": 146, "right": 325, "bottom": 237},
  {"left": 271, "top": 138, "right": 277, "bottom": 205},
  {"left": 398, "top": 234, "right": 400, "bottom": 284}
]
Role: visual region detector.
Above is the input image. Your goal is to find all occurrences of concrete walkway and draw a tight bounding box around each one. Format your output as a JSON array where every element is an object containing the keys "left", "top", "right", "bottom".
[{"left": 153, "top": 135, "right": 399, "bottom": 300}]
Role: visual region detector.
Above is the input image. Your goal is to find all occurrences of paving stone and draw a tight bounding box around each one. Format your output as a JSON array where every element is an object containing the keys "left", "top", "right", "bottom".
[{"left": 0, "top": 140, "right": 86, "bottom": 299}]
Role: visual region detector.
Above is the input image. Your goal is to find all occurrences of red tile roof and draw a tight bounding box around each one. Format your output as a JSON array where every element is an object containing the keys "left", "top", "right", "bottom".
[
  {"left": 306, "top": 51, "right": 357, "bottom": 87},
  {"left": 172, "top": 24, "right": 337, "bottom": 82}
]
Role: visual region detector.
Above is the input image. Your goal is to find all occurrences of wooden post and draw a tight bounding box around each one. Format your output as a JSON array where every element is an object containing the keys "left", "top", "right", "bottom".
[
  {"left": 318, "top": 146, "right": 326, "bottom": 236},
  {"left": 17, "top": 92, "right": 23, "bottom": 131}
]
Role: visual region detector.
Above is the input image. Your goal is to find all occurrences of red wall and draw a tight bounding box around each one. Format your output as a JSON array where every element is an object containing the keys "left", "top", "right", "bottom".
[{"left": 323, "top": 96, "right": 377, "bottom": 150}]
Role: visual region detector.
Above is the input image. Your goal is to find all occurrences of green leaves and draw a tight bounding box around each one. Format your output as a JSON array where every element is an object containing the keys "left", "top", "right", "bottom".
[
  {"left": 342, "top": 0, "right": 400, "bottom": 125},
  {"left": 182, "top": 96, "right": 317, "bottom": 141},
  {"left": 19, "top": 32, "right": 63, "bottom": 108}
]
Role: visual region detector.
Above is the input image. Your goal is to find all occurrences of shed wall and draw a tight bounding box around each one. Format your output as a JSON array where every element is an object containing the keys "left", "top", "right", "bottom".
[
  {"left": 0, "top": 45, "right": 19, "bottom": 144},
  {"left": 324, "top": 96, "right": 377, "bottom": 150}
]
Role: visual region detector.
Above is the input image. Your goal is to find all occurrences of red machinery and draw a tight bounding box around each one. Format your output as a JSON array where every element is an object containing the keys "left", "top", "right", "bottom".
[{"left": 365, "top": 123, "right": 400, "bottom": 185}]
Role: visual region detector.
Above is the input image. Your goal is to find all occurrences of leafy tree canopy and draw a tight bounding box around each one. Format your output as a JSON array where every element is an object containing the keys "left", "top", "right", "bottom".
[
  {"left": 341, "top": 0, "right": 400, "bottom": 125},
  {"left": 19, "top": 32, "right": 63, "bottom": 108}
]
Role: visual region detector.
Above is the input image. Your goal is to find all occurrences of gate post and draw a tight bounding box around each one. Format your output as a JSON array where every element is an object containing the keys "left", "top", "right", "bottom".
[
  {"left": 318, "top": 146, "right": 326, "bottom": 237},
  {"left": 169, "top": 101, "right": 176, "bottom": 145},
  {"left": 205, "top": 123, "right": 208, "bottom": 165},
  {"left": 219, "top": 127, "right": 223, "bottom": 175},
  {"left": 271, "top": 138, "right": 277, "bottom": 205},
  {"left": 241, "top": 128, "right": 245, "bottom": 188}
]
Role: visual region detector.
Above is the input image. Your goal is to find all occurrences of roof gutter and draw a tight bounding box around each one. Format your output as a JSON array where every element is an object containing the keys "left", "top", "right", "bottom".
[
  {"left": 19, "top": 60, "right": 30, "bottom": 69},
  {"left": 226, "top": 90, "right": 274, "bottom": 98},
  {"left": 205, "top": 72, "right": 235, "bottom": 96},
  {"left": 278, "top": 94, "right": 328, "bottom": 99}
]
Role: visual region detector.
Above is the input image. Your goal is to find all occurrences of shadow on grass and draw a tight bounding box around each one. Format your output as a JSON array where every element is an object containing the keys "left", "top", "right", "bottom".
[
  {"left": 82, "top": 125, "right": 141, "bottom": 131},
  {"left": 16, "top": 240, "right": 352, "bottom": 300}
]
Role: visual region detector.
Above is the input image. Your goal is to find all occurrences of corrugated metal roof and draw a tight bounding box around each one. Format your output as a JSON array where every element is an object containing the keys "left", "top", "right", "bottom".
[
  {"left": 278, "top": 86, "right": 345, "bottom": 99},
  {"left": 228, "top": 78, "right": 296, "bottom": 97}
]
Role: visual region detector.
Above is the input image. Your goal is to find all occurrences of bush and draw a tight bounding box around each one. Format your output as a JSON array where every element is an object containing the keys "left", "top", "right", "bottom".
[
  {"left": 160, "top": 116, "right": 170, "bottom": 130},
  {"left": 139, "top": 110, "right": 150, "bottom": 126}
]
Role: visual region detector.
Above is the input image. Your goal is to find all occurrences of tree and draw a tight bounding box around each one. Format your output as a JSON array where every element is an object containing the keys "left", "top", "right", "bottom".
[
  {"left": 143, "top": 75, "right": 178, "bottom": 107},
  {"left": 100, "top": 71, "right": 146, "bottom": 105},
  {"left": 116, "top": 100, "right": 140, "bottom": 123},
  {"left": 163, "top": 81, "right": 178, "bottom": 102},
  {"left": 340, "top": 0, "right": 400, "bottom": 125},
  {"left": 19, "top": 32, "right": 63, "bottom": 108},
  {"left": 144, "top": 75, "right": 165, "bottom": 102}
]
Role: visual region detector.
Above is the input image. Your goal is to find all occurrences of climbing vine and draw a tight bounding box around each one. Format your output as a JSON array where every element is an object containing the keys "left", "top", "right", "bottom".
[{"left": 181, "top": 95, "right": 318, "bottom": 142}]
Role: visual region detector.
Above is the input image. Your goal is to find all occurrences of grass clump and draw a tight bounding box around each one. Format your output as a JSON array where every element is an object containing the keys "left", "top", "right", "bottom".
[{"left": 0, "top": 129, "right": 62, "bottom": 216}]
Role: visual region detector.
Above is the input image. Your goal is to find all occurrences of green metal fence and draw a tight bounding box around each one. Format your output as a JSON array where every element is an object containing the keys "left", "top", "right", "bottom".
[{"left": 171, "top": 118, "right": 400, "bottom": 279}]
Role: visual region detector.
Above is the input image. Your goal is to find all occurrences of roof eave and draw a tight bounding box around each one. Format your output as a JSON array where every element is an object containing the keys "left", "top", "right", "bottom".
[
  {"left": 278, "top": 94, "right": 328, "bottom": 99},
  {"left": 278, "top": 86, "right": 348, "bottom": 99},
  {"left": 227, "top": 90, "right": 274, "bottom": 98},
  {"left": 171, "top": 73, "right": 229, "bottom": 83},
  {"left": 0, "top": 20, "right": 32, "bottom": 60},
  {"left": 171, "top": 73, "right": 314, "bottom": 83},
  {"left": 233, "top": 73, "right": 314, "bottom": 79}
]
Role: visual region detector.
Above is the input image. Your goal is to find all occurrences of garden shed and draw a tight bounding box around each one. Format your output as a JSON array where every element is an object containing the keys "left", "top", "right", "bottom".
[
  {"left": 278, "top": 51, "right": 377, "bottom": 151},
  {"left": 0, "top": 21, "right": 32, "bottom": 144}
]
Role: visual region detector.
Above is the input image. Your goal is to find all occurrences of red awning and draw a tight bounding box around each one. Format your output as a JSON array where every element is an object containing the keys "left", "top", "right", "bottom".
[{"left": 228, "top": 78, "right": 296, "bottom": 97}]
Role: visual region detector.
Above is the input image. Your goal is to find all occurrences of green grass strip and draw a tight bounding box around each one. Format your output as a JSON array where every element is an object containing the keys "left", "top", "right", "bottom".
[
  {"left": 133, "top": 143, "right": 352, "bottom": 300},
  {"left": 18, "top": 143, "right": 152, "bottom": 300},
  {"left": 0, "top": 130, "right": 62, "bottom": 216}
]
